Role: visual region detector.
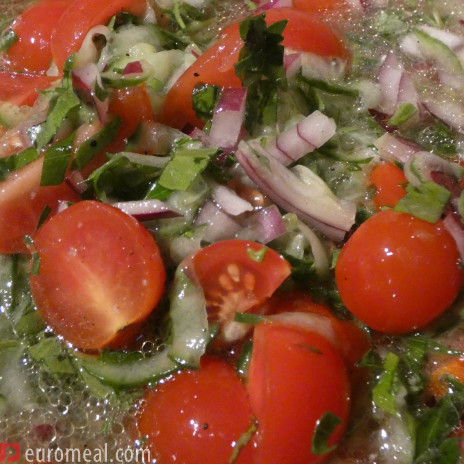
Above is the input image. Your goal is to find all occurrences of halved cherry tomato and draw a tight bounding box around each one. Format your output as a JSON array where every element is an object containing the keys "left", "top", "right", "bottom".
[
  {"left": 191, "top": 240, "right": 291, "bottom": 342},
  {"left": 427, "top": 355, "right": 464, "bottom": 399},
  {"left": 335, "top": 209, "right": 463, "bottom": 334},
  {"left": 0, "top": 73, "right": 56, "bottom": 107},
  {"left": 157, "top": 8, "right": 349, "bottom": 129},
  {"left": 369, "top": 162, "right": 407, "bottom": 210},
  {"left": 5, "top": 0, "right": 70, "bottom": 73},
  {"left": 248, "top": 321, "right": 351, "bottom": 464},
  {"left": 292, "top": 0, "right": 346, "bottom": 13},
  {"left": 0, "top": 157, "right": 81, "bottom": 254},
  {"left": 51, "top": 0, "right": 147, "bottom": 72},
  {"left": 29, "top": 200, "right": 165, "bottom": 349},
  {"left": 138, "top": 357, "right": 254, "bottom": 464},
  {"left": 107, "top": 84, "right": 155, "bottom": 151}
]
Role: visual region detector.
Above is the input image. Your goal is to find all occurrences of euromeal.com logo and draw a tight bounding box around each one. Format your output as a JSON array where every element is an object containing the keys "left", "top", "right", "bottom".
[{"left": 0, "top": 443, "right": 151, "bottom": 463}]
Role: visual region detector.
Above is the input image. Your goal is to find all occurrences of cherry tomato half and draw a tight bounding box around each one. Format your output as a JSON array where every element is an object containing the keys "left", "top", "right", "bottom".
[
  {"left": 29, "top": 200, "right": 165, "bottom": 349},
  {"left": 0, "top": 73, "right": 56, "bottom": 107},
  {"left": 191, "top": 240, "right": 291, "bottom": 342},
  {"left": 138, "top": 357, "right": 254, "bottom": 464},
  {"left": 369, "top": 162, "right": 407, "bottom": 210},
  {"left": 247, "top": 321, "right": 351, "bottom": 464},
  {"left": 5, "top": 0, "right": 70, "bottom": 73},
  {"left": 0, "top": 157, "right": 81, "bottom": 254},
  {"left": 157, "top": 8, "right": 349, "bottom": 129},
  {"left": 335, "top": 209, "right": 463, "bottom": 334}
]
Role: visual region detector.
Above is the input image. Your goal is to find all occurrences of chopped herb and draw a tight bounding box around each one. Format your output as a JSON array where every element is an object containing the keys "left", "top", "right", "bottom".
[
  {"left": 0, "top": 147, "right": 39, "bottom": 181},
  {"left": 247, "top": 246, "right": 267, "bottom": 263},
  {"left": 388, "top": 103, "right": 418, "bottom": 126},
  {"left": 233, "top": 312, "right": 266, "bottom": 324},
  {"left": 40, "top": 132, "right": 76, "bottom": 186},
  {"left": 192, "top": 84, "right": 221, "bottom": 122},
  {"left": 23, "top": 236, "right": 40, "bottom": 276},
  {"left": 311, "top": 411, "right": 342, "bottom": 455},
  {"left": 229, "top": 418, "right": 258, "bottom": 463},
  {"left": 28, "top": 336, "right": 76, "bottom": 375},
  {"left": 394, "top": 181, "right": 451, "bottom": 223},
  {"left": 36, "top": 206, "right": 52, "bottom": 230},
  {"left": 372, "top": 352, "right": 401, "bottom": 415},
  {"left": 0, "top": 29, "right": 17, "bottom": 52},
  {"left": 236, "top": 339, "right": 253, "bottom": 378}
]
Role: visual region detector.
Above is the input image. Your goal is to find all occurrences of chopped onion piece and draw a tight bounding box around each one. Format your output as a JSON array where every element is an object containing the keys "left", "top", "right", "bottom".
[
  {"left": 211, "top": 182, "right": 253, "bottom": 216},
  {"left": 264, "top": 110, "right": 336, "bottom": 165},
  {"left": 422, "top": 100, "right": 464, "bottom": 135},
  {"left": 297, "top": 220, "right": 330, "bottom": 278},
  {"left": 236, "top": 204, "right": 287, "bottom": 244},
  {"left": 194, "top": 201, "right": 242, "bottom": 242},
  {"left": 75, "top": 25, "right": 111, "bottom": 70},
  {"left": 122, "top": 61, "right": 144, "bottom": 75},
  {"left": 112, "top": 199, "right": 180, "bottom": 220},
  {"left": 208, "top": 87, "right": 247, "bottom": 153},
  {"left": 443, "top": 212, "right": 464, "bottom": 262},
  {"left": 373, "top": 132, "right": 420, "bottom": 163},
  {"left": 236, "top": 140, "right": 356, "bottom": 241}
]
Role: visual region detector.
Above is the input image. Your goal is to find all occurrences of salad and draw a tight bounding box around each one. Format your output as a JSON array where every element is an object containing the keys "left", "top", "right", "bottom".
[{"left": 1, "top": 0, "right": 464, "bottom": 462}]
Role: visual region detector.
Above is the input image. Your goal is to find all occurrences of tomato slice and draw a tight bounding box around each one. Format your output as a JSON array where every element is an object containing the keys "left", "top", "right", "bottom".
[
  {"left": 29, "top": 200, "right": 165, "bottom": 349},
  {"left": 190, "top": 240, "right": 291, "bottom": 342},
  {"left": 369, "top": 162, "right": 407, "bottom": 210},
  {"left": 292, "top": 0, "right": 346, "bottom": 13},
  {"left": 247, "top": 321, "right": 351, "bottom": 464},
  {"left": 157, "top": 8, "right": 349, "bottom": 129},
  {"left": 0, "top": 157, "right": 81, "bottom": 254},
  {"left": 5, "top": 0, "right": 70, "bottom": 73},
  {"left": 50, "top": 0, "right": 147, "bottom": 72},
  {"left": 138, "top": 356, "right": 254, "bottom": 464},
  {"left": 0, "top": 73, "right": 56, "bottom": 107},
  {"left": 335, "top": 210, "right": 463, "bottom": 334}
]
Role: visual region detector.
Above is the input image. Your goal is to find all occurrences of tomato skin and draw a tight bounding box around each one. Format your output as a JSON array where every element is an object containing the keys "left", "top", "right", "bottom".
[
  {"left": 335, "top": 210, "right": 463, "bottom": 334},
  {"left": 0, "top": 158, "right": 81, "bottom": 254},
  {"left": 30, "top": 200, "right": 165, "bottom": 349},
  {"left": 369, "top": 163, "right": 407, "bottom": 210},
  {"left": 0, "top": 73, "right": 56, "bottom": 107},
  {"left": 247, "top": 322, "right": 351, "bottom": 464},
  {"left": 157, "top": 8, "right": 348, "bottom": 129},
  {"left": 292, "top": 0, "right": 345, "bottom": 13},
  {"left": 51, "top": 0, "right": 147, "bottom": 72},
  {"left": 138, "top": 357, "right": 254, "bottom": 464},
  {"left": 5, "top": 0, "right": 70, "bottom": 73},
  {"left": 191, "top": 240, "right": 291, "bottom": 341}
]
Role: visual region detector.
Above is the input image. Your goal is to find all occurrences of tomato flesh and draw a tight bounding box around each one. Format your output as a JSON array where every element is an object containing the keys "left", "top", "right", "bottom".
[
  {"left": 0, "top": 158, "right": 81, "bottom": 254},
  {"left": 335, "top": 209, "right": 463, "bottom": 334},
  {"left": 191, "top": 240, "right": 291, "bottom": 341},
  {"left": 157, "top": 8, "right": 349, "bottom": 129},
  {"left": 247, "top": 322, "right": 351, "bottom": 464},
  {"left": 138, "top": 357, "right": 254, "bottom": 464},
  {"left": 6, "top": 0, "right": 70, "bottom": 73},
  {"left": 30, "top": 200, "right": 165, "bottom": 349},
  {"left": 369, "top": 162, "right": 407, "bottom": 210}
]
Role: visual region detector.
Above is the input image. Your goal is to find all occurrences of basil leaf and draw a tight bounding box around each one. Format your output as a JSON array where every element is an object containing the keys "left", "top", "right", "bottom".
[
  {"left": 40, "top": 132, "right": 75, "bottom": 186},
  {"left": 71, "top": 117, "right": 121, "bottom": 170},
  {"left": 0, "top": 147, "right": 38, "bottom": 181},
  {"left": 394, "top": 181, "right": 451, "bottom": 223},
  {"left": 159, "top": 148, "right": 218, "bottom": 191},
  {"left": 372, "top": 352, "right": 401, "bottom": 415},
  {"left": 311, "top": 411, "right": 342, "bottom": 455}
]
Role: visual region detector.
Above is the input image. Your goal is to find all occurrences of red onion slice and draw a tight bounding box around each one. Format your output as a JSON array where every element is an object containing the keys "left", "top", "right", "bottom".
[
  {"left": 236, "top": 139, "right": 356, "bottom": 241},
  {"left": 208, "top": 87, "right": 247, "bottom": 153},
  {"left": 264, "top": 110, "right": 336, "bottom": 165},
  {"left": 443, "top": 212, "right": 464, "bottom": 262},
  {"left": 112, "top": 199, "right": 180, "bottom": 220},
  {"left": 122, "top": 61, "right": 144, "bottom": 75},
  {"left": 211, "top": 182, "right": 253, "bottom": 216},
  {"left": 373, "top": 132, "right": 420, "bottom": 163},
  {"left": 422, "top": 100, "right": 464, "bottom": 135},
  {"left": 75, "top": 25, "right": 111, "bottom": 70}
]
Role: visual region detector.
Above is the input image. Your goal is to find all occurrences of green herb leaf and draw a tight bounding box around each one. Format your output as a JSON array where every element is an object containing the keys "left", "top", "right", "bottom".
[
  {"left": 233, "top": 312, "right": 266, "bottom": 324},
  {"left": 247, "top": 246, "right": 267, "bottom": 263},
  {"left": 159, "top": 147, "right": 218, "bottom": 191},
  {"left": 394, "top": 181, "right": 451, "bottom": 223},
  {"left": 388, "top": 102, "right": 418, "bottom": 126},
  {"left": 72, "top": 117, "right": 121, "bottom": 170},
  {"left": 311, "top": 411, "right": 342, "bottom": 455},
  {"left": 28, "top": 336, "right": 76, "bottom": 375},
  {"left": 0, "top": 147, "right": 39, "bottom": 181},
  {"left": 229, "top": 418, "right": 258, "bottom": 463},
  {"left": 236, "top": 339, "right": 253, "bottom": 378},
  {"left": 40, "top": 132, "right": 76, "bottom": 186},
  {"left": 372, "top": 352, "right": 401, "bottom": 415},
  {"left": 192, "top": 84, "right": 221, "bottom": 122}
]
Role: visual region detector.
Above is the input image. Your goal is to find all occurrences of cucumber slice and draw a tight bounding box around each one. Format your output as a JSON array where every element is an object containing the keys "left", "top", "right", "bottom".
[{"left": 75, "top": 349, "right": 179, "bottom": 388}]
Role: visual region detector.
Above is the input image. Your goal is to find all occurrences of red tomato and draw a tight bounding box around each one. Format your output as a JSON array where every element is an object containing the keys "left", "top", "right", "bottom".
[
  {"left": 51, "top": 0, "right": 147, "bottom": 72},
  {"left": 335, "top": 210, "right": 463, "bottom": 334},
  {"left": 5, "top": 0, "right": 70, "bottom": 73},
  {"left": 0, "top": 73, "right": 56, "bottom": 107},
  {"left": 107, "top": 85, "right": 154, "bottom": 151},
  {"left": 157, "top": 8, "right": 349, "bottom": 129},
  {"left": 263, "top": 291, "right": 370, "bottom": 367},
  {"left": 190, "top": 240, "right": 291, "bottom": 341},
  {"left": 0, "top": 157, "right": 81, "bottom": 254},
  {"left": 369, "top": 162, "right": 407, "bottom": 210},
  {"left": 248, "top": 322, "right": 351, "bottom": 464},
  {"left": 29, "top": 200, "right": 165, "bottom": 349},
  {"left": 292, "top": 0, "right": 346, "bottom": 13},
  {"left": 138, "top": 357, "right": 254, "bottom": 464}
]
